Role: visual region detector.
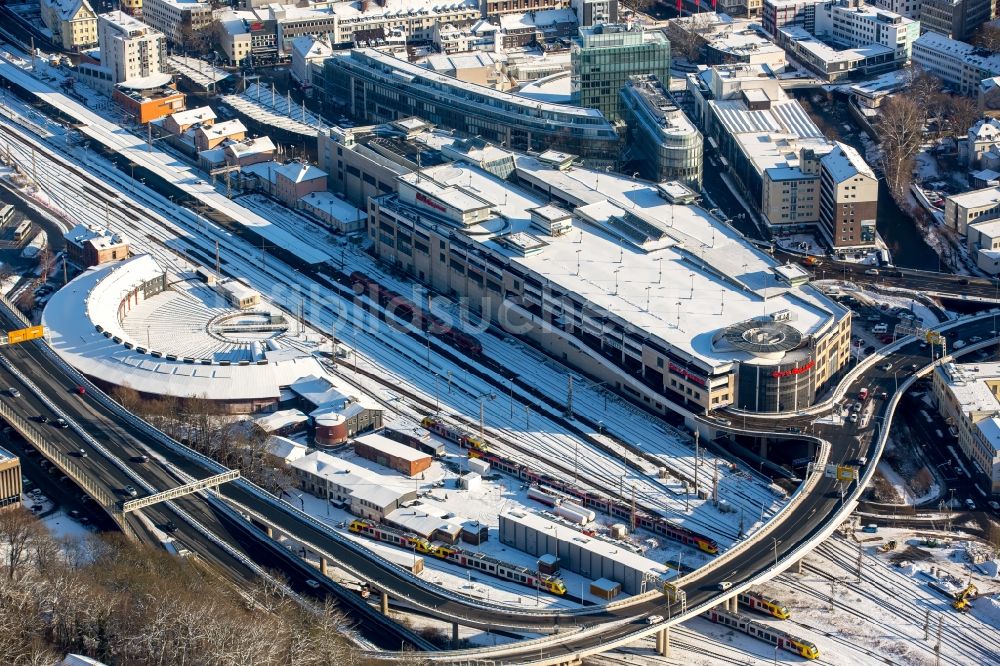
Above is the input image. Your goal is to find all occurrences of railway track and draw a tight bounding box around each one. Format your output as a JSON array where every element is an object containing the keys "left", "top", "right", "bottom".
[{"left": 0, "top": 90, "right": 777, "bottom": 549}]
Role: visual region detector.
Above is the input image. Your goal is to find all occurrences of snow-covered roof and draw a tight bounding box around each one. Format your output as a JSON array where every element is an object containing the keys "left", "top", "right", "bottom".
[
  {"left": 292, "top": 36, "right": 333, "bottom": 61},
  {"left": 354, "top": 432, "right": 430, "bottom": 463},
  {"left": 266, "top": 434, "right": 309, "bottom": 462},
  {"left": 975, "top": 417, "right": 1000, "bottom": 455},
  {"left": 385, "top": 504, "right": 464, "bottom": 538},
  {"left": 498, "top": 8, "right": 577, "bottom": 30},
  {"left": 970, "top": 118, "right": 1000, "bottom": 142},
  {"left": 330, "top": 0, "right": 478, "bottom": 20},
  {"left": 243, "top": 161, "right": 327, "bottom": 185},
  {"left": 501, "top": 509, "right": 668, "bottom": 577},
  {"left": 226, "top": 136, "right": 275, "bottom": 158},
  {"left": 821, "top": 142, "right": 876, "bottom": 182},
  {"left": 388, "top": 153, "right": 844, "bottom": 370},
  {"left": 43, "top": 0, "right": 93, "bottom": 22},
  {"left": 290, "top": 451, "right": 415, "bottom": 508},
  {"left": 41, "top": 255, "right": 339, "bottom": 402},
  {"left": 936, "top": 362, "right": 1000, "bottom": 415},
  {"left": 169, "top": 105, "right": 216, "bottom": 127},
  {"left": 947, "top": 186, "right": 1000, "bottom": 211},
  {"left": 255, "top": 408, "right": 309, "bottom": 432},
  {"left": 915, "top": 31, "right": 1000, "bottom": 72},
  {"left": 64, "top": 222, "right": 126, "bottom": 250},
  {"left": 197, "top": 119, "right": 246, "bottom": 141},
  {"left": 298, "top": 190, "right": 366, "bottom": 223}
]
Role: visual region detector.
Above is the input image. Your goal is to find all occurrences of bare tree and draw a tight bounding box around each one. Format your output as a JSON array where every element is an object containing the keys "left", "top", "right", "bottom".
[
  {"left": 974, "top": 24, "right": 1000, "bottom": 53},
  {"left": 0, "top": 508, "right": 44, "bottom": 581},
  {"left": 877, "top": 95, "right": 926, "bottom": 205},
  {"left": 948, "top": 95, "right": 982, "bottom": 139}
]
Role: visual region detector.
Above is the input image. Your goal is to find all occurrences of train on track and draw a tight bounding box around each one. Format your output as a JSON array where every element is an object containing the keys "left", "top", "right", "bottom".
[
  {"left": 738, "top": 591, "right": 791, "bottom": 620},
  {"left": 349, "top": 271, "right": 483, "bottom": 356},
  {"left": 421, "top": 415, "right": 489, "bottom": 452},
  {"left": 703, "top": 608, "right": 818, "bottom": 659},
  {"left": 438, "top": 429, "right": 719, "bottom": 555},
  {"left": 348, "top": 519, "right": 567, "bottom": 595}
]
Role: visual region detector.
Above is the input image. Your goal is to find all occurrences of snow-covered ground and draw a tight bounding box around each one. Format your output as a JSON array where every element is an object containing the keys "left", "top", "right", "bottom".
[{"left": 607, "top": 531, "right": 1000, "bottom": 665}]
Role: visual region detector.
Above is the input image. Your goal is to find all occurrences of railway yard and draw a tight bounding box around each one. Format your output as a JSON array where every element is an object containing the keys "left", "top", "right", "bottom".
[{"left": 0, "top": 38, "right": 998, "bottom": 666}]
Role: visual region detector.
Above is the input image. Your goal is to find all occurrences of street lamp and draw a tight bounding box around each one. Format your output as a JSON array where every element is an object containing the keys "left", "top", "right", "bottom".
[{"left": 771, "top": 537, "right": 781, "bottom": 568}]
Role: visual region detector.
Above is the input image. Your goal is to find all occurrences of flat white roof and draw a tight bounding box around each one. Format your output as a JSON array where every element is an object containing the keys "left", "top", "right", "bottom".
[
  {"left": 291, "top": 451, "right": 414, "bottom": 507},
  {"left": 354, "top": 432, "right": 430, "bottom": 463},
  {"left": 501, "top": 509, "right": 668, "bottom": 577},
  {"left": 975, "top": 417, "right": 1000, "bottom": 455},
  {"left": 396, "top": 157, "right": 839, "bottom": 370},
  {"left": 948, "top": 186, "right": 1000, "bottom": 211},
  {"left": 937, "top": 362, "right": 1000, "bottom": 414},
  {"left": 40, "top": 255, "right": 336, "bottom": 402}
]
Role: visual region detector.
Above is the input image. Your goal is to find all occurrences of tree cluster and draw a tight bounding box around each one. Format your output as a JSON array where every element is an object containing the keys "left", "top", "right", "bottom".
[
  {"left": 878, "top": 69, "right": 982, "bottom": 205},
  {"left": 110, "top": 386, "right": 296, "bottom": 495},
  {"left": 0, "top": 508, "right": 365, "bottom": 665}
]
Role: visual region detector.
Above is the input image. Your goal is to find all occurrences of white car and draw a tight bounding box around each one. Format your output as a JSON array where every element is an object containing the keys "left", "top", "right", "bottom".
[
  {"left": 8, "top": 388, "right": 19, "bottom": 398},
  {"left": 305, "top": 579, "right": 321, "bottom": 589},
  {"left": 646, "top": 615, "right": 664, "bottom": 624},
  {"left": 718, "top": 581, "right": 732, "bottom": 590}
]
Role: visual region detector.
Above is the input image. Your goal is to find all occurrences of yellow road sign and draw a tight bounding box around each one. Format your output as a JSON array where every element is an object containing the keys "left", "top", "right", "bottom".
[{"left": 6, "top": 325, "right": 44, "bottom": 344}]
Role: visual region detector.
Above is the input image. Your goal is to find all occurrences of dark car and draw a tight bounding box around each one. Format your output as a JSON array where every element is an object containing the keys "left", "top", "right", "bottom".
[
  {"left": 36, "top": 415, "right": 48, "bottom": 424},
  {"left": 162, "top": 520, "right": 178, "bottom": 534}
]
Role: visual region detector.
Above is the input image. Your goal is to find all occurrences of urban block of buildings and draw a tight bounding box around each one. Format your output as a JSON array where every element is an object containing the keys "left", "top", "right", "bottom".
[
  {"left": 359, "top": 130, "right": 852, "bottom": 416},
  {"left": 766, "top": 0, "right": 919, "bottom": 80},
  {"left": 933, "top": 362, "right": 1000, "bottom": 494},
  {"left": 688, "top": 64, "right": 880, "bottom": 250},
  {"left": 943, "top": 184, "right": 1000, "bottom": 273}
]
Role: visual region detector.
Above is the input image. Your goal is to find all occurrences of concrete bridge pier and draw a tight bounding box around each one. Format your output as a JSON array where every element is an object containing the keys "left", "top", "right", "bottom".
[
  {"left": 730, "top": 596, "right": 738, "bottom": 613},
  {"left": 452, "top": 622, "right": 460, "bottom": 648},
  {"left": 380, "top": 591, "right": 389, "bottom": 615},
  {"left": 319, "top": 556, "right": 327, "bottom": 577},
  {"left": 655, "top": 627, "right": 670, "bottom": 657}
]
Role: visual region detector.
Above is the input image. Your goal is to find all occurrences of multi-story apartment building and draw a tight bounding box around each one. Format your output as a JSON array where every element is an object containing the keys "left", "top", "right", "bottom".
[
  {"left": 933, "top": 362, "right": 1000, "bottom": 494},
  {"left": 688, "top": 64, "right": 880, "bottom": 249},
  {"left": 97, "top": 11, "right": 168, "bottom": 85},
  {"left": 912, "top": 31, "right": 1000, "bottom": 95},
  {"left": 918, "top": 0, "right": 994, "bottom": 41},
  {"left": 140, "top": 0, "right": 212, "bottom": 45},
  {"left": 365, "top": 148, "right": 852, "bottom": 417},
  {"left": 819, "top": 144, "right": 878, "bottom": 248},
  {"left": 40, "top": 0, "right": 98, "bottom": 51},
  {"left": 570, "top": 24, "right": 671, "bottom": 122},
  {"left": 321, "top": 48, "right": 620, "bottom": 164},
  {"left": 618, "top": 74, "right": 703, "bottom": 189}
]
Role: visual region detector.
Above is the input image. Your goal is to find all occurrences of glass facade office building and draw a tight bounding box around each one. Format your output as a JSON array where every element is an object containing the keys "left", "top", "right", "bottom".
[
  {"left": 571, "top": 24, "right": 671, "bottom": 122},
  {"left": 619, "top": 74, "right": 703, "bottom": 189}
]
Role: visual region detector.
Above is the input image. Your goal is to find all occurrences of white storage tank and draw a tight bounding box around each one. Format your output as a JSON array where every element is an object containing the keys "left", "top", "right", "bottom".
[
  {"left": 527, "top": 487, "right": 561, "bottom": 507},
  {"left": 562, "top": 501, "right": 595, "bottom": 522},
  {"left": 554, "top": 504, "right": 591, "bottom": 525}
]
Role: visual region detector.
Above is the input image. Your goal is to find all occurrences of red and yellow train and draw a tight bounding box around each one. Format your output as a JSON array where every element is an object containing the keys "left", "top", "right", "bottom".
[{"left": 348, "top": 519, "right": 566, "bottom": 595}]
